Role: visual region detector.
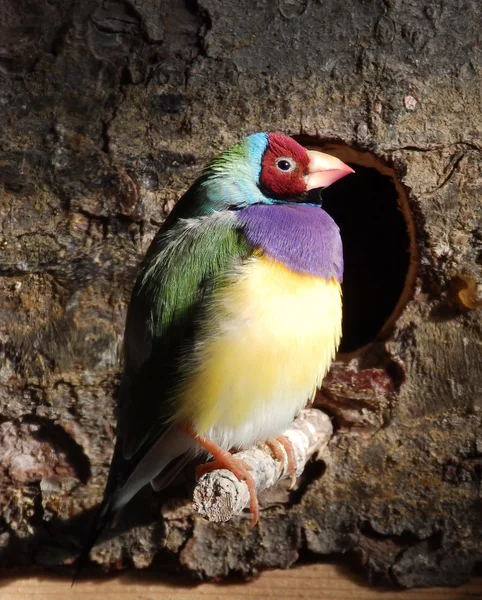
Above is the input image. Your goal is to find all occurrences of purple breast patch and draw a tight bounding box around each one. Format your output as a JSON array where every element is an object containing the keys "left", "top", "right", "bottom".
[{"left": 237, "top": 204, "right": 343, "bottom": 282}]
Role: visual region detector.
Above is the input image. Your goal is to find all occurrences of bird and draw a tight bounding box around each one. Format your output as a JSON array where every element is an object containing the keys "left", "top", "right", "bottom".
[{"left": 76, "top": 132, "right": 353, "bottom": 572}]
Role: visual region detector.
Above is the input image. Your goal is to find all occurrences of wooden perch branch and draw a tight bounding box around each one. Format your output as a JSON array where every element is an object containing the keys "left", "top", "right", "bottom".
[{"left": 193, "top": 409, "right": 333, "bottom": 523}]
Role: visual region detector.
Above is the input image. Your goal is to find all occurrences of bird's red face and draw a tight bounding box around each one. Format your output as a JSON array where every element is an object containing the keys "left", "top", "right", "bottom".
[{"left": 260, "top": 133, "right": 354, "bottom": 198}]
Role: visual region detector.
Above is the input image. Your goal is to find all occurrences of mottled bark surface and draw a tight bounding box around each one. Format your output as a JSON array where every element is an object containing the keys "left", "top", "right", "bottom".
[{"left": 0, "top": 0, "right": 481, "bottom": 589}]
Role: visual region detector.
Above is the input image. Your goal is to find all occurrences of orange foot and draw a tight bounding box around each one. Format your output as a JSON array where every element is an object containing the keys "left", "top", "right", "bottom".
[
  {"left": 195, "top": 459, "right": 222, "bottom": 479},
  {"left": 265, "top": 434, "right": 297, "bottom": 488},
  {"left": 187, "top": 430, "right": 259, "bottom": 527}
]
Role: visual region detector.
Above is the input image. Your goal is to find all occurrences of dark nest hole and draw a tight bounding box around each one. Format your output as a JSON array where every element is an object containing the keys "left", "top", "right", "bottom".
[{"left": 300, "top": 140, "right": 417, "bottom": 354}]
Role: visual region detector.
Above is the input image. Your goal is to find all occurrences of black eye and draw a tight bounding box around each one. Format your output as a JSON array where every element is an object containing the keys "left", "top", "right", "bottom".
[{"left": 276, "top": 157, "right": 296, "bottom": 172}]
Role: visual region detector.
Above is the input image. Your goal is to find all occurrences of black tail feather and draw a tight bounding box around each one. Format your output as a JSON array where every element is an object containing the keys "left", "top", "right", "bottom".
[{"left": 71, "top": 496, "right": 115, "bottom": 586}]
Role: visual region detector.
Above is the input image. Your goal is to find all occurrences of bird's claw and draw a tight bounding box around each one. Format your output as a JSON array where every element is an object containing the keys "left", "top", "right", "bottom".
[
  {"left": 265, "top": 434, "right": 297, "bottom": 488},
  {"left": 190, "top": 432, "right": 259, "bottom": 526}
]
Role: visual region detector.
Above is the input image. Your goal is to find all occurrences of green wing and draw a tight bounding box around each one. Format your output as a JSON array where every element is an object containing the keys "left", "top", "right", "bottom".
[{"left": 119, "top": 211, "right": 251, "bottom": 460}]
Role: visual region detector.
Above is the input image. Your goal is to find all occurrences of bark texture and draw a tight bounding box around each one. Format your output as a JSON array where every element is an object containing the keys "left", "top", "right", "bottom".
[{"left": 0, "top": 0, "right": 481, "bottom": 589}]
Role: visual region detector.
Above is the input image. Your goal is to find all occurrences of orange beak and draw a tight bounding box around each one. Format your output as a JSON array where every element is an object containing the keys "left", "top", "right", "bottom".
[{"left": 306, "top": 150, "right": 355, "bottom": 190}]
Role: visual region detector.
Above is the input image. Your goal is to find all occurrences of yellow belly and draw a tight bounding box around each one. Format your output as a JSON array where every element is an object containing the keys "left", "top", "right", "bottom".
[{"left": 175, "top": 255, "right": 342, "bottom": 448}]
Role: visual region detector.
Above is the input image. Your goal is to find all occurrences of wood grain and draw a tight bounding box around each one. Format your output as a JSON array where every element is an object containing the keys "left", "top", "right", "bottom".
[{"left": 1, "top": 564, "right": 480, "bottom": 600}]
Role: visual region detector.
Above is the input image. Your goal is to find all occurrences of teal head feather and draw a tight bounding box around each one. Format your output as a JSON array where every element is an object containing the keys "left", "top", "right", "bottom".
[{"left": 167, "top": 133, "right": 269, "bottom": 222}]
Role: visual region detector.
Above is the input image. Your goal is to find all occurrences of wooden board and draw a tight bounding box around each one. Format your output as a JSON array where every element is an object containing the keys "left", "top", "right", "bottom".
[{"left": 1, "top": 564, "right": 480, "bottom": 600}]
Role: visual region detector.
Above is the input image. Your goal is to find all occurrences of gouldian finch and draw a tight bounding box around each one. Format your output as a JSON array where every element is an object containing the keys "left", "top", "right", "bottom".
[{"left": 79, "top": 132, "right": 353, "bottom": 566}]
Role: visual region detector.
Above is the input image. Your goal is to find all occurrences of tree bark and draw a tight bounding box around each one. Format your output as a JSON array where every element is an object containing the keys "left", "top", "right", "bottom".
[{"left": 0, "top": 0, "right": 481, "bottom": 589}]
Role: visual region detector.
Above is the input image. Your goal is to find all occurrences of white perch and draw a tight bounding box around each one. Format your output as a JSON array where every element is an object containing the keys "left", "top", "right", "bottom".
[{"left": 193, "top": 408, "right": 333, "bottom": 523}]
